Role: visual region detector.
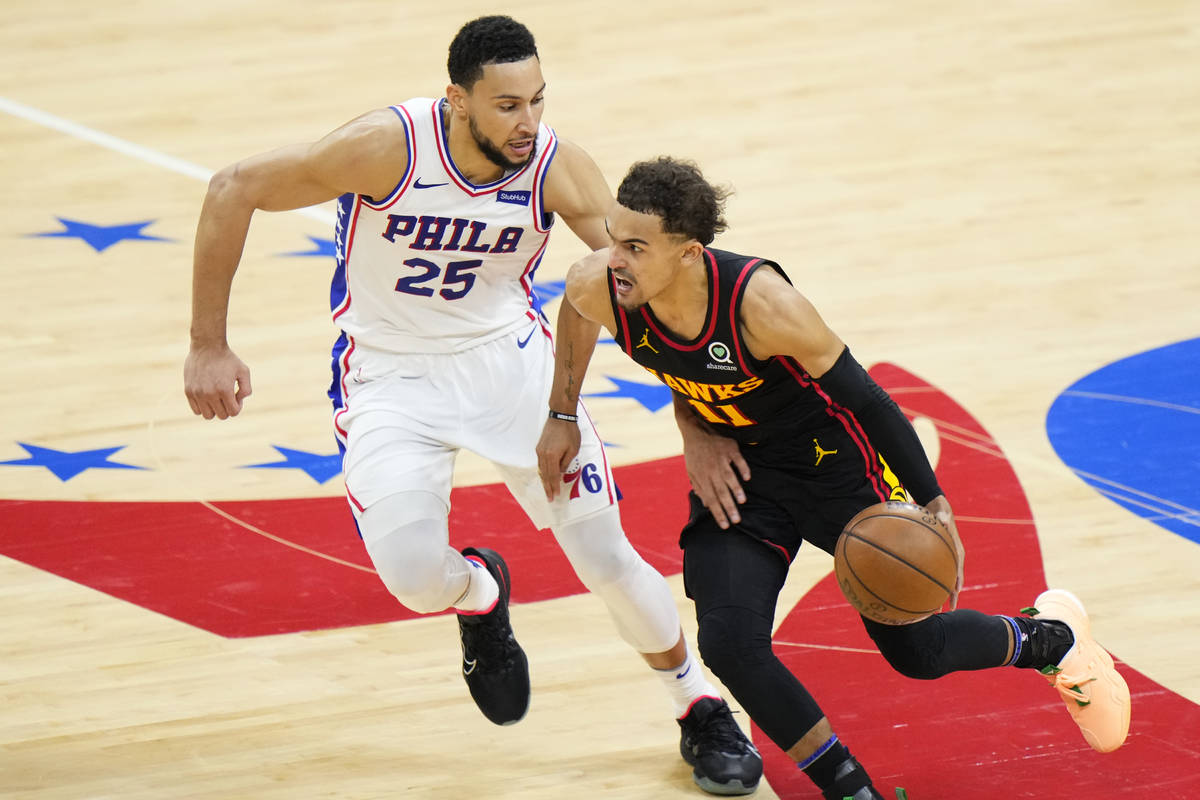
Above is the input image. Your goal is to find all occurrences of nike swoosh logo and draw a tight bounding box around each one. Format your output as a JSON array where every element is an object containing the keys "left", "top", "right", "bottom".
[
  {"left": 413, "top": 178, "right": 448, "bottom": 189},
  {"left": 516, "top": 328, "right": 536, "bottom": 348},
  {"left": 463, "top": 658, "right": 478, "bottom": 676},
  {"left": 675, "top": 664, "right": 692, "bottom": 680}
]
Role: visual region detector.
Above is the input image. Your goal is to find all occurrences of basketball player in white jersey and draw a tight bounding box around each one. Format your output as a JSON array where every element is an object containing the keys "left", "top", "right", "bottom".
[{"left": 184, "top": 15, "right": 761, "bottom": 796}]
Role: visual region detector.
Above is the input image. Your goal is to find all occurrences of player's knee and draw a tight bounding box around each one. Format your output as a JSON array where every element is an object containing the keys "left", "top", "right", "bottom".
[
  {"left": 366, "top": 529, "right": 457, "bottom": 613},
  {"left": 864, "top": 615, "right": 949, "bottom": 680},
  {"left": 360, "top": 496, "right": 457, "bottom": 614},
  {"left": 696, "top": 606, "right": 774, "bottom": 684},
  {"left": 571, "top": 547, "right": 632, "bottom": 592},
  {"left": 553, "top": 510, "right": 639, "bottom": 590}
]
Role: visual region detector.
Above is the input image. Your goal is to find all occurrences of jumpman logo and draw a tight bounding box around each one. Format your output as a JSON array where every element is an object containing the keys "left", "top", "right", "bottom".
[
  {"left": 636, "top": 330, "right": 659, "bottom": 354},
  {"left": 813, "top": 438, "right": 838, "bottom": 466}
]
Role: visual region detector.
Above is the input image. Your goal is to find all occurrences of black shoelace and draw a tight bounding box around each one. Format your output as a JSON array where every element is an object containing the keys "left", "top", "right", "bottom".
[
  {"left": 462, "top": 613, "right": 518, "bottom": 667},
  {"left": 691, "top": 706, "right": 749, "bottom": 752}
]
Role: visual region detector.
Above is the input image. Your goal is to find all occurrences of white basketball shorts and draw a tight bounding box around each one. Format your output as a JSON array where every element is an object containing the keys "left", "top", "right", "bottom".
[{"left": 332, "top": 317, "right": 617, "bottom": 530}]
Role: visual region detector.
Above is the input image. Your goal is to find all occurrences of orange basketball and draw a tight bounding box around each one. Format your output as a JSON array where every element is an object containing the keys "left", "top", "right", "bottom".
[{"left": 834, "top": 500, "right": 958, "bottom": 625}]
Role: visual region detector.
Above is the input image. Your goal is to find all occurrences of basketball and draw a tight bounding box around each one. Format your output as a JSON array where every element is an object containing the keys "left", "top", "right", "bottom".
[{"left": 834, "top": 500, "right": 959, "bottom": 625}]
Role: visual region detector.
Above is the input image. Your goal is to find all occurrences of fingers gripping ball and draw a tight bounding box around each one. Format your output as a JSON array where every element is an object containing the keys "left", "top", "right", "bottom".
[{"left": 834, "top": 501, "right": 959, "bottom": 625}]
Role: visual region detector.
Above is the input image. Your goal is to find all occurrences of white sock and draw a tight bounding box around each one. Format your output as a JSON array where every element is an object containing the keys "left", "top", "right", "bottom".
[
  {"left": 453, "top": 555, "right": 499, "bottom": 614},
  {"left": 657, "top": 642, "right": 722, "bottom": 718}
]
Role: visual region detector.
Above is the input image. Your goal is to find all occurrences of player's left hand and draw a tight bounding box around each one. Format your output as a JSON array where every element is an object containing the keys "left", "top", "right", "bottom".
[
  {"left": 925, "top": 495, "right": 965, "bottom": 610},
  {"left": 536, "top": 416, "right": 582, "bottom": 501},
  {"left": 679, "top": 421, "right": 750, "bottom": 530}
]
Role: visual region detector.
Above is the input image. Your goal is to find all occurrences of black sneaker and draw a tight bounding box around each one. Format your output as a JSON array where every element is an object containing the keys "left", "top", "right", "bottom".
[
  {"left": 678, "top": 697, "right": 763, "bottom": 796},
  {"left": 456, "top": 547, "right": 530, "bottom": 726}
]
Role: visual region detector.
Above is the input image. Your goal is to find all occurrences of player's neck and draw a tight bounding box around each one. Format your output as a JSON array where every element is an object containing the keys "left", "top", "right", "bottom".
[
  {"left": 647, "top": 261, "right": 710, "bottom": 341},
  {"left": 443, "top": 109, "right": 507, "bottom": 185}
]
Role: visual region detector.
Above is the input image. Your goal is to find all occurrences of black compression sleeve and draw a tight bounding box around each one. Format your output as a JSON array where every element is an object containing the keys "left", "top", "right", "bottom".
[{"left": 813, "top": 347, "right": 943, "bottom": 505}]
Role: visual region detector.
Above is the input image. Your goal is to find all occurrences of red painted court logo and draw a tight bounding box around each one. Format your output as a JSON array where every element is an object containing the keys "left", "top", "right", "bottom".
[
  {"left": 0, "top": 364, "right": 1196, "bottom": 798},
  {"left": 758, "top": 364, "right": 1200, "bottom": 799}
]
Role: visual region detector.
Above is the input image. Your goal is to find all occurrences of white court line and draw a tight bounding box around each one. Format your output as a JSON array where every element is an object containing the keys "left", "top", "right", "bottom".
[
  {"left": 1063, "top": 389, "right": 1200, "bottom": 416},
  {"left": 774, "top": 640, "right": 880, "bottom": 655},
  {"left": 0, "top": 94, "right": 335, "bottom": 225}
]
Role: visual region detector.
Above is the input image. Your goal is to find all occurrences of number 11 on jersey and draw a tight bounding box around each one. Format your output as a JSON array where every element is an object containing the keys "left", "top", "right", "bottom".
[{"left": 687, "top": 398, "right": 755, "bottom": 427}]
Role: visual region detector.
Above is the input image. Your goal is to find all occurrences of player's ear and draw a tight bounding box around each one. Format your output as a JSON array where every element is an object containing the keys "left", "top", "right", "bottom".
[
  {"left": 446, "top": 83, "right": 468, "bottom": 115},
  {"left": 681, "top": 239, "right": 704, "bottom": 264}
]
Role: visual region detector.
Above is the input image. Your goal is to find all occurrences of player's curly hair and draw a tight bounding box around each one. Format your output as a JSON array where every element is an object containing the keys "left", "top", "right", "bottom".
[
  {"left": 447, "top": 15, "right": 539, "bottom": 89},
  {"left": 616, "top": 157, "right": 730, "bottom": 245}
]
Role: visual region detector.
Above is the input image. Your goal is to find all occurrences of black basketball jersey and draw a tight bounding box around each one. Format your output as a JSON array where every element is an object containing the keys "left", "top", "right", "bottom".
[{"left": 607, "top": 248, "right": 845, "bottom": 446}]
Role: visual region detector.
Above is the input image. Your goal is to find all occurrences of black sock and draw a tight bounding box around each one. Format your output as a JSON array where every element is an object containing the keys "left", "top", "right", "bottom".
[
  {"left": 800, "top": 736, "right": 876, "bottom": 799},
  {"left": 1010, "top": 616, "right": 1074, "bottom": 669}
]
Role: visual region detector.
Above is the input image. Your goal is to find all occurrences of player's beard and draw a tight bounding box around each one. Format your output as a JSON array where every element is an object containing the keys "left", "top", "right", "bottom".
[
  {"left": 616, "top": 297, "right": 647, "bottom": 312},
  {"left": 469, "top": 114, "right": 537, "bottom": 172}
]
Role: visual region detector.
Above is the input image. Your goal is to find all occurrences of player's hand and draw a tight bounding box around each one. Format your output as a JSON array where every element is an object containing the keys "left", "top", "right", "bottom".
[
  {"left": 184, "top": 343, "right": 253, "bottom": 420},
  {"left": 536, "top": 416, "right": 582, "bottom": 500},
  {"left": 926, "top": 495, "right": 965, "bottom": 610},
  {"left": 680, "top": 421, "right": 750, "bottom": 530}
]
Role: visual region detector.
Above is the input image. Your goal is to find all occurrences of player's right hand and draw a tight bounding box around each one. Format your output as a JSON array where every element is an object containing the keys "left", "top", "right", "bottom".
[
  {"left": 925, "top": 494, "right": 965, "bottom": 610},
  {"left": 536, "top": 417, "right": 581, "bottom": 501},
  {"left": 184, "top": 344, "right": 253, "bottom": 420}
]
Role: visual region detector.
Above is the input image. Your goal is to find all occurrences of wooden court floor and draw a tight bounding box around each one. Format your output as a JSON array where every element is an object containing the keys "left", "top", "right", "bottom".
[{"left": 2, "top": 1, "right": 1198, "bottom": 798}]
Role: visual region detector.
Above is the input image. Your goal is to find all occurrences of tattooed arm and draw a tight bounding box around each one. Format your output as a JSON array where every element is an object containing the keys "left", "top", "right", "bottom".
[{"left": 536, "top": 249, "right": 615, "bottom": 499}]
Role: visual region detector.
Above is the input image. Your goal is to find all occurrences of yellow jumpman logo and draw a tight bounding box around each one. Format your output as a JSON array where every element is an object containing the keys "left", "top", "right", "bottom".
[
  {"left": 636, "top": 330, "right": 659, "bottom": 353},
  {"left": 813, "top": 438, "right": 838, "bottom": 466}
]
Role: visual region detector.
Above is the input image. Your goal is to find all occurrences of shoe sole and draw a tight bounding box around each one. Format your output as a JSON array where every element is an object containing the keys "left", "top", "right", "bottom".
[
  {"left": 692, "top": 773, "right": 758, "bottom": 796},
  {"left": 1034, "top": 589, "right": 1131, "bottom": 752},
  {"left": 680, "top": 735, "right": 761, "bottom": 796}
]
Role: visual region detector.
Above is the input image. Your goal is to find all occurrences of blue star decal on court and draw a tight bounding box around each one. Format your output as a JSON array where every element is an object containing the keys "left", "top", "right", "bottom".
[
  {"left": 280, "top": 236, "right": 337, "bottom": 258},
  {"left": 585, "top": 376, "right": 673, "bottom": 413},
  {"left": 0, "top": 443, "right": 148, "bottom": 481},
  {"left": 28, "top": 218, "right": 173, "bottom": 253},
  {"left": 530, "top": 278, "right": 564, "bottom": 320},
  {"left": 532, "top": 279, "right": 566, "bottom": 305},
  {"left": 241, "top": 446, "right": 343, "bottom": 484}
]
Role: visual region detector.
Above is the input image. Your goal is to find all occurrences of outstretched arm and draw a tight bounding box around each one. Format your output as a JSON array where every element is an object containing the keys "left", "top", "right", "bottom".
[
  {"left": 536, "top": 250, "right": 615, "bottom": 499},
  {"left": 740, "top": 267, "right": 964, "bottom": 606},
  {"left": 185, "top": 110, "right": 407, "bottom": 420}
]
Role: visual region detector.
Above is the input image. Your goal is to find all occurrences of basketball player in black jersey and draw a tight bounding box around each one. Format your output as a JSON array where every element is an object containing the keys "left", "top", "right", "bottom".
[{"left": 536, "top": 157, "right": 1130, "bottom": 799}]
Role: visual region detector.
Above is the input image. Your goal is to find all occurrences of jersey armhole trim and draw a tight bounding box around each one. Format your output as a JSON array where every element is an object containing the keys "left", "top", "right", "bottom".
[
  {"left": 730, "top": 258, "right": 764, "bottom": 376},
  {"left": 359, "top": 104, "right": 416, "bottom": 209},
  {"left": 533, "top": 128, "right": 558, "bottom": 233}
]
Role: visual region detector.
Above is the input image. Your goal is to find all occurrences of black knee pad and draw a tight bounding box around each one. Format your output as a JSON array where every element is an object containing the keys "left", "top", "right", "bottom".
[
  {"left": 863, "top": 615, "right": 949, "bottom": 680},
  {"left": 696, "top": 605, "right": 775, "bottom": 684}
]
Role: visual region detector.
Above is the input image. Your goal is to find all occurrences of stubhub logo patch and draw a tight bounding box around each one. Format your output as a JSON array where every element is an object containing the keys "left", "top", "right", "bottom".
[{"left": 497, "top": 189, "right": 531, "bottom": 206}]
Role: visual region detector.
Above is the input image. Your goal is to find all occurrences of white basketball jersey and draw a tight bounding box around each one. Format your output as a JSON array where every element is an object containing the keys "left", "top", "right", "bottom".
[{"left": 330, "top": 97, "right": 558, "bottom": 353}]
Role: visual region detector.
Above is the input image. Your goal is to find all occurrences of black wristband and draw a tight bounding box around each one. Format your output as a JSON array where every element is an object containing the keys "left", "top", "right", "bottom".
[{"left": 548, "top": 409, "right": 578, "bottom": 422}]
